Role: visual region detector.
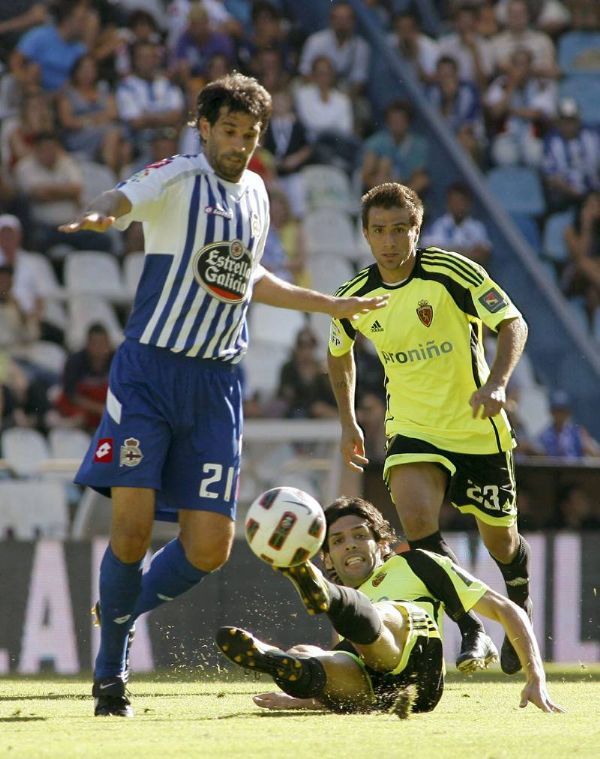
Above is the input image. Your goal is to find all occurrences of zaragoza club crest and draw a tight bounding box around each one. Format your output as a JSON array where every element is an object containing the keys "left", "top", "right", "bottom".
[{"left": 417, "top": 299, "right": 433, "bottom": 327}]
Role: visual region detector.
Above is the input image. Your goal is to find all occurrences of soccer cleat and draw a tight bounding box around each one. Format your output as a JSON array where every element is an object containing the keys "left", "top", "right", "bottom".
[
  {"left": 92, "top": 602, "right": 136, "bottom": 682},
  {"left": 216, "top": 626, "right": 304, "bottom": 683},
  {"left": 501, "top": 597, "right": 533, "bottom": 675},
  {"left": 92, "top": 677, "right": 133, "bottom": 717},
  {"left": 278, "top": 562, "right": 331, "bottom": 616},
  {"left": 456, "top": 630, "right": 499, "bottom": 673}
]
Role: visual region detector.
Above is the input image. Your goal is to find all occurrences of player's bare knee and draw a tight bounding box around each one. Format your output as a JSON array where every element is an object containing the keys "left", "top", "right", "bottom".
[
  {"left": 182, "top": 535, "right": 233, "bottom": 572},
  {"left": 483, "top": 528, "right": 519, "bottom": 563},
  {"left": 111, "top": 532, "right": 151, "bottom": 563}
]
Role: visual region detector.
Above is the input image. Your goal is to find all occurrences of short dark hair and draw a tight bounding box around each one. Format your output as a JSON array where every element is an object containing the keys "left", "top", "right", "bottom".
[
  {"left": 87, "top": 323, "right": 108, "bottom": 339},
  {"left": 361, "top": 182, "right": 424, "bottom": 230},
  {"left": 384, "top": 98, "right": 413, "bottom": 121},
  {"left": 196, "top": 73, "right": 272, "bottom": 137},
  {"left": 447, "top": 181, "right": 472, "bottom": 198},
  {"left": 436, "top": 55, "right": 459, "bottom": 71},
  {"left": 52, "top": 0, "right": 86, "bottom": 24},
  {"left": 323, "top": 497, "right": 397, "bottom": 559}
]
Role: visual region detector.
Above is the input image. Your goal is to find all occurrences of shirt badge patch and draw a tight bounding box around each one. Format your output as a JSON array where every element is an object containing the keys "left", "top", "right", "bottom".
[
  {"left": 416, "top": 299, "right": 433, "bottom": 327},
  {"left": 94, "top": 438, "right": 113, "bottom": 463},
  {"left": 120, "top": 437, "right": 144, "bottom": 467},
  {"left": 479, "top": 288, "right": 506, "bottom": 313},
  {"left": 329, "top": 321, "right": 342, "bottom": 347},
  {"left": 372, "top": 571, "right": 387, "bottom": 587}
]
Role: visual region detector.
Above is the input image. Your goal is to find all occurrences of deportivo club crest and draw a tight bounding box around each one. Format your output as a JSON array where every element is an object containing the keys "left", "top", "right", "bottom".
[
  {"left": 372, "top": 571, "right": 387, "bottom": 587},
  {"left": 417, "top": 299, "right": 433, "bottom": 327},
  {"left": 120, "top": 437, "right": 143, "bottom": 467},
  {"left": 193, "top": 239, "right": 252, "bottom": 303}
]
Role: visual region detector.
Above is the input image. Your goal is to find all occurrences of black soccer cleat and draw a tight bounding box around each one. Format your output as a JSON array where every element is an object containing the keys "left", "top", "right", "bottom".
[
  {"left": 278, "top": 562, "right": 331, "bottom": 616},
  {"left": 92, "top": 677, "right": 133, "bottom": 717},
  {"left": 501, "top": 597, "right": 533, "bottom": 675},
  {"left": 216, "top": 626, "right": 304, "bottom": 683},
  {"left": 456, "top": 629, "right": 499, "bottom": 673},
  {"left": 92, "top": 602, "right": 136, "bottom": 682}
]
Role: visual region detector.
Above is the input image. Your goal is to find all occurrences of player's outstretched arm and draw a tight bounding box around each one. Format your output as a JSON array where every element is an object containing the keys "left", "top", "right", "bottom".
[
  {"left": 473, "top": 589, "right": 565, "bottom": 714},
  {"left": 252, "top": 270, "right": 388, "bottom": 319},
  {"left": 470, "top": 315, "right": 528, "bottom": 419},
  {"left": 253, "top": 692, "right": 323, "bottom": 711},
  {"left": 58, "top": 190, "right": 132, "bottom": 234}
]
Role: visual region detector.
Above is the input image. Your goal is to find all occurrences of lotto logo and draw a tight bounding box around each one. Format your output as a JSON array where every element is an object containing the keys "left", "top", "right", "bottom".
[{"left": 94, "top": 438, "right": 113, "bottom": 463}]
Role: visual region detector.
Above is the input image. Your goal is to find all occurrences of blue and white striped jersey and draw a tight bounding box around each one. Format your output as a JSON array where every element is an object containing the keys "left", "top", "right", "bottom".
[{"left": 114, "top": 153, "right": 269, "bottom": 362}]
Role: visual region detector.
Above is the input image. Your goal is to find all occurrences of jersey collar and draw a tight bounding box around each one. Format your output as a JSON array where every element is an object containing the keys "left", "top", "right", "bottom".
[{"left": 198, "top": 151, "right": 250, "bottom": 199}]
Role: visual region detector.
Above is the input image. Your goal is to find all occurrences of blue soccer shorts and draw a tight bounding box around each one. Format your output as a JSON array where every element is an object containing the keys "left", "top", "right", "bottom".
[{"left": 75, "top": 339, "right": 243, "bottom": 522}]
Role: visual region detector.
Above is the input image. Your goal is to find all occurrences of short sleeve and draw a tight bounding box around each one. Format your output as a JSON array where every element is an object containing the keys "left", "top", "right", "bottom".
[
  {"left": 471, "top": 273, "right": 521, "bottom": 331},
  {"left": 328, "top": 316, "right": 355, "bottom": 357},
  {"left": 113, "top": 157, "right": 183, "bottom": 229}
]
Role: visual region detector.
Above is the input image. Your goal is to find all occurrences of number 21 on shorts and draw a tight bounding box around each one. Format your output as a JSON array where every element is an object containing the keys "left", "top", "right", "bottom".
[{"left": 199, "top": 463, "right": 236, "bottom": 501}]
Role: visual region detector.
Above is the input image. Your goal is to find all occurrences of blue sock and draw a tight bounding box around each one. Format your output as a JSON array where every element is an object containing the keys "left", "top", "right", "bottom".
[
  {"left": 95, "top": 545, "right": 143, "bottom": 680},
  {"left": 132, "top": 538, "right": 208, "bottom": 619}
]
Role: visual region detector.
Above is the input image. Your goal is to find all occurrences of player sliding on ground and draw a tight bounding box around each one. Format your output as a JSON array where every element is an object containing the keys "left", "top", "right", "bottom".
[{"left": 216, "top": 497, "right": 564, "bottom": 717}]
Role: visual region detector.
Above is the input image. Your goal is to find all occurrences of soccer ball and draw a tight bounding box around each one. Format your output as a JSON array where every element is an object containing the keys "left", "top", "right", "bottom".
[{"left": 245, "top": 487, "right": 326, "bottom": 567}]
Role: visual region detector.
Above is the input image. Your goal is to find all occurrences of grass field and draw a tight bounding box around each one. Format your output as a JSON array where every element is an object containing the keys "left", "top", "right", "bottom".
[{"left": 1, "top": 667, "right": 599, "bottom": 759}]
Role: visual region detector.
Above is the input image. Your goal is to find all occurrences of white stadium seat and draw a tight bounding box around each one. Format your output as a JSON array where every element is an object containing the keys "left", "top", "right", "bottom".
[
  {"left": 243, "top": 339, "right": 289, "bottom": 401},
  {"left": 1, "top": 428, "right": 50, "bottom": 477},
  {"left": 20, "top": 252, "right": 65, "bottom": 300},
  {"left": 79, "top": 161, "right": 117, "bottom": 207},
  {"left": 307, "top": 255, "right": 355, "bottom": 297},
  {"left": 123, "top": 251, "right": 145, "bottom": 298},
  {"left": 303, "top": 208, "right": 359, "bottom": 261},
  {"left": 48, "top": 428, "right": 91, "bottom": 460},
  {"left": 249, "top": 302, "right": 306, "bottom": 346},
  {"left": 0, "top": 480, "right": 69, "bottom": 539},
  {"left": 66, "top": 295, "right": 124, "bottom": 351},
  {"left": 64, "top": 251, "right": 128, "bottom": 303},
  {"left": 25, "top": 340, "right": 68, "bottom": 376},
  {"left": 301, "top": 164, "right": 358, "bottom": 213}
]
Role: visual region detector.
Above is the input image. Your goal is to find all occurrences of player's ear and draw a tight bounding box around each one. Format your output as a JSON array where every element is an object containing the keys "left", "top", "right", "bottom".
[{"left": 198, "top": 116, "right": 210, "bottom": 143}]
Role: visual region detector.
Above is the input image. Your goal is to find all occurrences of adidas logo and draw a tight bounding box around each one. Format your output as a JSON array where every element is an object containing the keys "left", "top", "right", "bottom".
[{"left": 371, "top": 320, "right": 384, "bottom": 333}]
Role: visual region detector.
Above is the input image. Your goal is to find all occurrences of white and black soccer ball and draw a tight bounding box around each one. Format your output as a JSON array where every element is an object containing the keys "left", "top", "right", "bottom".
[{"left": 245, "top": 487, "right": 326, "bottom": 567}]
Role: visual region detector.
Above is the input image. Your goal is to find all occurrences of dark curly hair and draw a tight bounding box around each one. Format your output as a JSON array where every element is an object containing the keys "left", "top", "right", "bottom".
[
  {"left": 323, "top": 497, "right": 398, "bottom": 560},
  {"left": 195, "top": 72, "right": 272, "bottom": 137}
]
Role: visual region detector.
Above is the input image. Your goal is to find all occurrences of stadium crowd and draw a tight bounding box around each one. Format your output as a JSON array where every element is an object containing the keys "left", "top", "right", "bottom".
[{"left": 0, "top": 0, "right": 599, "bottom": 532}]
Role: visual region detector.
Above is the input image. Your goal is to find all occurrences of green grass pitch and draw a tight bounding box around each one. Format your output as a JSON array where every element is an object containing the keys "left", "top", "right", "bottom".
[{"left": 1, "top": 667, "right": 599, "bottom": 758}]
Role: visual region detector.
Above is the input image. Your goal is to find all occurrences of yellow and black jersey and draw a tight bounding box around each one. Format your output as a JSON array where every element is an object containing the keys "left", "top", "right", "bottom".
[
  {"left": 329, "top": 247, "right": 521, "bottom": 454},
  {"left": 358, "top": 548, "right": 489, "bottom": 635}
]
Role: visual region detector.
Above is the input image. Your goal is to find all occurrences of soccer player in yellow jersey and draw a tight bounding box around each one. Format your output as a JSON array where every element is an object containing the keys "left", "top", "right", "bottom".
[
  {"left": 216, "top": 498, "right": 563, "bottom": 716},
  {"left": 326, "top": 183, "right": 531, "bottom": 676}
]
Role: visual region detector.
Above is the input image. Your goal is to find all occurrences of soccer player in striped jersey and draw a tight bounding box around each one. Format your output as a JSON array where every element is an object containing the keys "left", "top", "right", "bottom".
[
  {"left": 326, "top": 182, "right": 533, "bottom": 677},
  {"left": 60, "top": 73, "right": 387, "bottom": 718},
  {"left": 217, "top": 498, "right": 563, "bottom": 716}
]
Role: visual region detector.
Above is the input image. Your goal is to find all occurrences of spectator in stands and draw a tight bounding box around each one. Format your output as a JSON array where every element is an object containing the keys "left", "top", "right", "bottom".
[
  {"left": 361, "top": 100, "right": 429, "bottom": 195},
  {"left": 387, "top": 9, "right": 439, "bottom": 85},
  {"left": 266, "top": 188, "right": 309, "bottom": 287},
  {"left": 421, "top": 182, "right": 492, "bottom": 265},
  {"left": 52, "top": 322, "right": 114, "bottom": 432},
  {"left": 437, "top": 4, "right": 493, "bottom": 90},
  {"left": 113, "top": 9, "right": 162, "bottom": 79},
  {"left": 57, "top": 54, "right": 122, "bottom": 174},
  {"left": 557, "top": 484, "right": 599, "bottom": 529},
  {"left": 489, "top": 0, "right": 559, "bottom": 78},
  {"left": 14, "top": 130, "right": 111, "bottom": 253},
  {"left": 167, "top": 0, "right": 242, "bottom": 52},
  {"left": 0, "top": 264, "right": 39, "bottom": 351},
  {"left": 116, "top": 39, "right": 185, "bottom": 158},
  {"left": 237, "top": 1, "right": 294, "bottom": 78},
  {"left": 170, "top": 2, "right": 235, "bottom": 89},
  {"left": 4, "top": 90, "right": 55, "bottom": 170},
  {"left": 299, "top": 1, "right": 370, "bottom": 99},
  {"left": 13, "top": 0, "right": 88, "bottom": 93},
  {"left": 427, "top": 55, "right": 485, "bottom": 164},
  {"left": 252, "top": 47, "right": 291, "bottom": 93},
  {"left": 0, "top": 214, "right": 63, "bottom": 344},
  {"left": 0, "top": 56, "right": 41, "bottom": 123},
  {"left": 562, "top": 191, "right": 600, "bottom": 325},
  {"left": 541, "top": 98, "right": 600, "bottom": 211},
  {"left": 295, "top": 55, "right": 354, "bottom": 142},
  {"left": 538, "top": 390, "right": 600, "bottom": 458},
  {"left": 276, "top": 326, "right": 338, "bottom": 420},
  {"left": 263, "top": 90, "right": 311, "bottom": 220},
  {"left": 569, "top": 0, "right": 600, "bottom": 32},
  {"left": 484, "top": 47, "right": 557, "bottom": 167}
]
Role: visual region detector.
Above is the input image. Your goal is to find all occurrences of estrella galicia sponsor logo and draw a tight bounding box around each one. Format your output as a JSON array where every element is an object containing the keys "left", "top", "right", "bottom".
[
  {"left": 381, "top": 340, "right": 453, "bottom": 365},
  {"left": 478, "top": 287, "right": 506, "bottom": 313},
  {"left": 193, "top": 239, "right": 252, "bottom": 303}
]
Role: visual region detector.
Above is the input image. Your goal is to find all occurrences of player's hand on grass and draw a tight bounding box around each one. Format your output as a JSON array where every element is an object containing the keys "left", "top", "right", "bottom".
[
  {"left": 341, "top": 423, "right": 368, "bottom": 472},
  {"left": 331, "top": 294, "right": 389, "bottom": 322},
  {"left": 253, "top": 692, "right": 320, "bottom": 710},
  {"left": 469, "top": 382, "right": 507, "bottom": 419},
  {"left": 58, "top": 211, "right": 116, "bottom": 234},
  {"left": 520, "top": 680, "right": 565, "bottom": 713}
]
